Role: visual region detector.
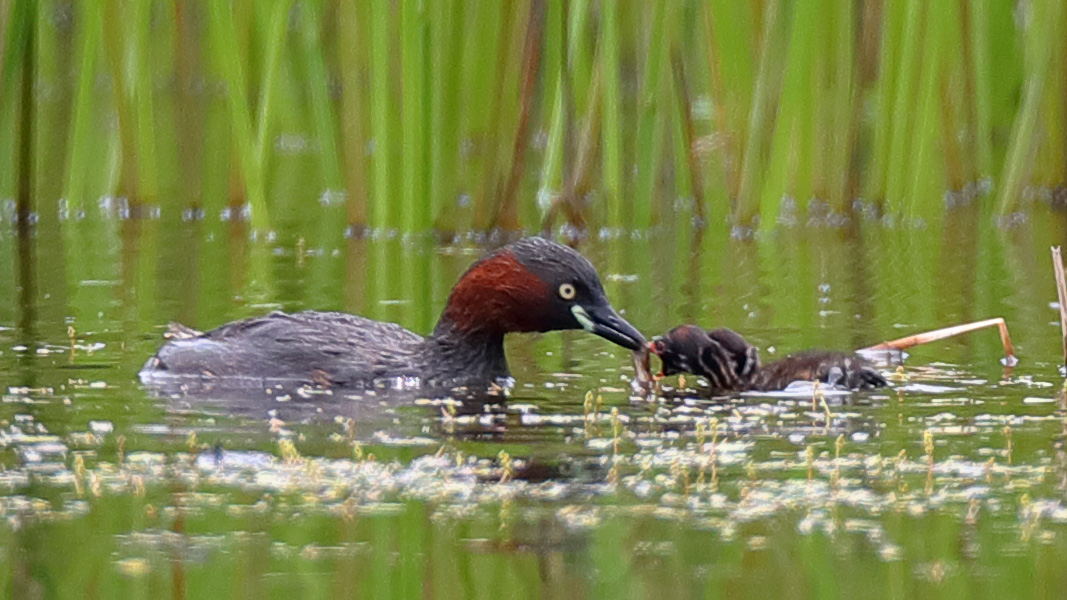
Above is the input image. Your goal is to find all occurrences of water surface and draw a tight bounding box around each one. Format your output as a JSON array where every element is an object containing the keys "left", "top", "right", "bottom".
[{"left": 1, "top": 205, "right": 1067, "bottom": 599}]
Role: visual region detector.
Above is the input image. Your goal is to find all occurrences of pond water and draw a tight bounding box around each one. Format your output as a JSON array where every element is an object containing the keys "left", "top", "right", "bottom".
[{"left": 2, "top": 204, "right": 1067, "bottom": 599}]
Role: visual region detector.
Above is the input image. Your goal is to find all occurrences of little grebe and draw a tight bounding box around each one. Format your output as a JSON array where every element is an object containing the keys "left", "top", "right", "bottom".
[
  {"left": 140, "top": 237, "right": 645, "bottom": 387},
  {"left": 649, "top": 324, "right": 887, "bottom": 392}
]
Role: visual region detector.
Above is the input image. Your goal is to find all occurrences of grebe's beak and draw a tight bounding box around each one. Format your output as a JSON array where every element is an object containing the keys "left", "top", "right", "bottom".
[{"left": 570, "top": 304, "right": 646, "bottom": 351}]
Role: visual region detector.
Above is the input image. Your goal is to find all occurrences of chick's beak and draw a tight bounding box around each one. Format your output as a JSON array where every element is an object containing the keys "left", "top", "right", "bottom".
[
  {"left": 647, "top": 340, "right": 666, "bottom": 380},
  {"left": 570, "top": 304, "right": 646, "bottom": 351}
]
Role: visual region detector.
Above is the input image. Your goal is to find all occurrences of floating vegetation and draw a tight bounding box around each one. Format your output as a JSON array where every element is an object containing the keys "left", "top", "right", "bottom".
[
  {"left": 0, "top": 221, "right": 1064, "bottom": 592},
  {"left": 0, "top": 362, "right": 1065, "bottom": 533}
]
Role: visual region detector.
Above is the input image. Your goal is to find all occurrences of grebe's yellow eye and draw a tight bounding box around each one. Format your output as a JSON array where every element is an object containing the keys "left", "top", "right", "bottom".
[{"left": 558, "top": 283, "right": 576, "bottom": 300}]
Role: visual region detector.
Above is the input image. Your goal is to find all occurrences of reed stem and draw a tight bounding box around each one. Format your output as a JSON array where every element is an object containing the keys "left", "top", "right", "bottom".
[
  {"left": 995, "top": 0, "right": 1061, "bottom": 215},
  {"left": 600, "top": 0, "right": 623, "bottom": 224},
  {"left": 63, "top": 0, "right": 104, "bottom": 210},
  {"left": 207, "top": 0, "right": 269, "bottom": 231},
  {"left": 670, "top": 47, "right": 705, "bottom": 224},
  {"left": 633, "top": 1, "right": 667, "bottom": 229},
  {"left": 536, "top": 0, "right": 564, "bottom": 222},
  {"left": 968, "top": 0, "right": 994, "bottom": 178},
  {"left": 884, "top": 0, "right": 923, "bottom": 214},
  {"left": 15, "top": 0, "right": 34, "bottom": 223},
  {"left": 493, "top": 0, "right": 544, "bottom": 232},
  {"left": 735, "top": 1, "right": 780, "bottom": 229},
  {"left": 401, "top": 0, "right": 428, "bottom": 231},
  {"left": 369, "top": 0, "right": 394, "bottom": 229},
  {"left": 429, "top": 0, "right": 463, "bottom": 234},
  {"left": 337, "top": 0, "right": 368, "bottom": 230}
]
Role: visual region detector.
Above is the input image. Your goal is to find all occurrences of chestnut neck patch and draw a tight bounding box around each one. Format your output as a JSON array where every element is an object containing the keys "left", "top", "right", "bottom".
[{"left": 439, "top": 250, "right": 550, "bottom": 335}]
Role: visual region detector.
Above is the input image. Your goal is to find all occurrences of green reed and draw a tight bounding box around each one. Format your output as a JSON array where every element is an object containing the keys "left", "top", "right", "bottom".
[
  {"left": 400, "top": 0, "right": 427, "bottom": 232},
  {"left": 2, "top": 0, "right": 1065, "bottom": 234},
  {"left": 2, "top": 0, "right": 31, "bottom": 203},
  {"left": 369, "top": 0, "right": 393, "bottom": 229},
  {"left": 336, "top": 0, "right": 367, "bottom": 228},
  {"left": 429, "top": 0, "right": 462, "bottom": 233},
  {"left": 996, "top": 0, "right": 1064, "bottom": 215},
  {"left": 906, "top": 0, "right": 948, "bottom": 219},
  {"left": 252, "top": 0, "right": 290, "bottom": 183},
  {"left": 826, "top": 0, "right": 854, "bottom": 214},
  {"left": 206, "top": 0, "right": 269, "bottom": 231},
  {"left": 102, "top": 0, "right": 135, "bottom": 201},
  {"left": 968, "top": 0, "right": 994, "bottom": 177},
  {"left": 536, "top": 0, "right": 564, "bottom": 223},
  {"left": 62, "top": 0, "right": 103, "bottom": 209},
  {"left": 632, "top": 1, "right": 667, "bottom": 230},
  {"left": 754, "top": 0, "right": 813, "bottom": 227},
  {"left": 599, "top": 0, "right": 622, "bottom": 224},
  {"left": 883, "top": 0, "right": 923, "bottom": 215},
  {"left": 467, "top": 0, "right": 512, "bottom": 232},
  {"left": 734, "top": 0, "right": 781, "bottom": 228}
]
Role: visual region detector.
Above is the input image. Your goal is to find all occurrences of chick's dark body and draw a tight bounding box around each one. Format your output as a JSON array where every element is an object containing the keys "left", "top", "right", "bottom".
[{"left": 651, "top": 325, "right": 887, "bottom": 393}]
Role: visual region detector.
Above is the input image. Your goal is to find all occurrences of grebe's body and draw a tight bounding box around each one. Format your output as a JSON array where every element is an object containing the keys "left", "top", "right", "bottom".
[{"left": 141, "top": 238, "right": 645, "bottom": 387}]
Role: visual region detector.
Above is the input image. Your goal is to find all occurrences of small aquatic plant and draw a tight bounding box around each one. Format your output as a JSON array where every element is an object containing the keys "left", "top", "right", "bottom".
[
  {"left": 496, "top": 450, "right": 513, "bottom": 484},
  {"left": 1003, "top": 425, "right": 1013, "bottom": 464}
]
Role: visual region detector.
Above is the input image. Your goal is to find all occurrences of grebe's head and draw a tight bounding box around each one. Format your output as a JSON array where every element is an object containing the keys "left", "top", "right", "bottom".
[
  {"left": 438, "top": 237, "right": 645, "bottom": 350},
  {"left": 648, "top": 324, "right": 707, "bottom": 377}
]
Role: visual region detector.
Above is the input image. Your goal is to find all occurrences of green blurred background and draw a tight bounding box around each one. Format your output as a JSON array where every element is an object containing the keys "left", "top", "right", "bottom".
[{"left": 3, "top": 0, "right": 1066, "bottom": 235}]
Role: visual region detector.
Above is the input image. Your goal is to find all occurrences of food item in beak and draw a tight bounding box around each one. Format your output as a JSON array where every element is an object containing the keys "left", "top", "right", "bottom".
[{"left": 630, "top": 345, "right": 653, "bottom": 396}]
